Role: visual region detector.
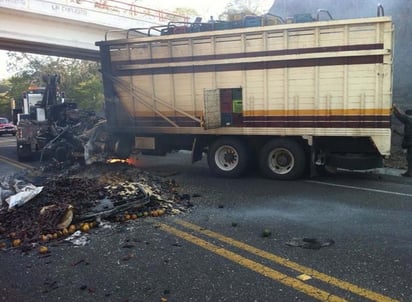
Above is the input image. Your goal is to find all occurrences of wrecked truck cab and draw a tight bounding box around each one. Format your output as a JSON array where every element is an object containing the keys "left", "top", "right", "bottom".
[
  {"left": 16, "top": 119, "right": 49, "bottom": 161},
  {"left": 83, "top": 120, "right": 135, "bottom": 164}
]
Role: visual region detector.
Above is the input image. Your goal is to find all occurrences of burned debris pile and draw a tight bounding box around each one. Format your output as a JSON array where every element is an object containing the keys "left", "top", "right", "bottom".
[{"left": 0, "top": 162, "right": 192, "bottom": 251}]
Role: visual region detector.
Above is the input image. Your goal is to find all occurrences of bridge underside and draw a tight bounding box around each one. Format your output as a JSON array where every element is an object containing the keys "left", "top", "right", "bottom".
[
  {"left": 0, "top": 37, "right": 99, "bottom": 61},
  {"left": 0, "top": 8, "right": 111, "bottom": 61}
]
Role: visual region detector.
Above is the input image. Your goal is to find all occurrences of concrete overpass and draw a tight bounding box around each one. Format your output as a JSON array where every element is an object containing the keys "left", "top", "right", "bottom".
[{"left": 0, "top": 0, "right": 187, "bottom": 61}]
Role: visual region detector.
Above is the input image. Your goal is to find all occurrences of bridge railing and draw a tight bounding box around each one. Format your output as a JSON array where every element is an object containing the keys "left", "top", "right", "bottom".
[
  {"left": 0, "top": 0, "right": 188, "bottom": 29},
  {"left": 71, "top": 0, "right": 188, "bottom": 23}
]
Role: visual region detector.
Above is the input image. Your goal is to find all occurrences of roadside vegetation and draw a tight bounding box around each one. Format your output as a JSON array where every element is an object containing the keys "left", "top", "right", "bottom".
[{"left": 0, "top": 53, "right": 104, "bottom": 119}]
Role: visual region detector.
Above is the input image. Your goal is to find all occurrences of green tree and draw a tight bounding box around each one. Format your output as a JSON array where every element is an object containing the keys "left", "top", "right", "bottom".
[
  {"left": 5, "top": 52, "right": 104, "bottom": 113},
  {"left": 219, "top": 0, "right": 270, "bottom": 20},
  {"left": 71, "top": 75, "right": 104, "bottom": 111},
  {"left": 0, "top": 89, "right": 11, "bottom": 119},
  {"left": 0, "top": 74, "right": 33, "bottom": 119},
  {"left": 172, "top": 7, "right": 199, "bottom": 22}
]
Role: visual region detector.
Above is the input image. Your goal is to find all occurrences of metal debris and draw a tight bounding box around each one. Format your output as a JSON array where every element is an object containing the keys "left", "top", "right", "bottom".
[
  {"left": 285, "top": 237, "right": 335, "bottom": 249},
  {"left": 5, "top": 183, "right": 43, "bottom": 209},
  {"left": 0, "top": 162, "right": 193, "bottom": 251},
  {"left": 64, "top": 231, "right": 89, "bottom": 247}
]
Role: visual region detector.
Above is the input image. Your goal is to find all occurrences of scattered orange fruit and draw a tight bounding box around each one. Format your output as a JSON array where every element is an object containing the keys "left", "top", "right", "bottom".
[
  {"left": 12, "top": 239, "right": 21, "bottom": 247},
  {"left": 81, "top": 223, "right": 90, "bottom": 232},
  {"left": 68, "top": 224, "right": 76, "bottom": 233},
  {"left": 39, "top": 246, "right": 49, "bottom": 254}
]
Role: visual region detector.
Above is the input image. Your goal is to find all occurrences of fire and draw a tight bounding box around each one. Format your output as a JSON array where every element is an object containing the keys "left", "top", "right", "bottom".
[
  {"left": 107, "top": 158, "right": 127, "bottom": 164},
  {"left": 126, "top": 157, "right": 138, "bottom": 166},
  {"left": 107, "top": 157, "right": 138, "bottom": 166}
]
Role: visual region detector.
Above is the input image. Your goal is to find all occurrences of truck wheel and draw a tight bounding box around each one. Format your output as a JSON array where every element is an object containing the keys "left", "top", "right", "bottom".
[
  {"left": 17, "top": 144, "right": 32, "bottom": 161},
  {"left": 54, "top": 144, "right": 71, "bottom": 162},
  {"left": 259, "top": 138, "right": 306, "bottom": 180},
  {"left": 208, "top": 137, "right": 248, "bottom": 178}
]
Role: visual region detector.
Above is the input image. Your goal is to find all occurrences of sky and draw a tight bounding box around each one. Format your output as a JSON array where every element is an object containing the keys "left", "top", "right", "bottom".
[
  {"left": 138, "top": 0, "right": 273, "bottom": 20},
  {"left": 0, "top": 0, "right": 274, "bottom": 80}
]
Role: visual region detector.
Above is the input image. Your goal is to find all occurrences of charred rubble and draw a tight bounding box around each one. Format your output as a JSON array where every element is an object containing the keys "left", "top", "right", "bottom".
[
  {"left": 3, "top": 75, "right": 195, "bottom": 252},
  {"left": 0, "top": 162, "right": 193, "bottom": 251}
]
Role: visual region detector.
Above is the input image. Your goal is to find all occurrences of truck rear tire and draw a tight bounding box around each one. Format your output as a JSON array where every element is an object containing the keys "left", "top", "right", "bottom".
[
  {"left": 259, "top": 138, "right": 306, "bottom": 180},
  {"left": 207, "top": 137, "right": 248, "bottom": 178}
]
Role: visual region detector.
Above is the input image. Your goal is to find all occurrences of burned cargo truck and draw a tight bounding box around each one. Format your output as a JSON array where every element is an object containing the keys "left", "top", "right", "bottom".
[{"left": 95, "top": 11, "right": 394, "bottom": 180}]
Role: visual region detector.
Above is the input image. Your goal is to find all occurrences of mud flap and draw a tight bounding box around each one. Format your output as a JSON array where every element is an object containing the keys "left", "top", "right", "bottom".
[{"left": 191, "top": 138, "right": 204, "bottom": 163}]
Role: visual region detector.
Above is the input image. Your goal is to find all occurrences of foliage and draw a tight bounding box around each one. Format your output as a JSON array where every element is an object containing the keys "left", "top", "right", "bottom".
[
  {"left": 0, "top": 90, "right": 11, "bottom": 119},
  {"left": 71, "top": 75, "right": 104, "bottom": 111},
  {"left": 0, "top": 74, "right": 33, "bottom": 119},
  {"left": 219, "top": 0, "right": 270, "bottom": 20},
  {"left": 1, "top": 52, "right": 103, "bottom": 116},
  {"left": 172, "top": 7, "right": 199, "bottom": 21}
]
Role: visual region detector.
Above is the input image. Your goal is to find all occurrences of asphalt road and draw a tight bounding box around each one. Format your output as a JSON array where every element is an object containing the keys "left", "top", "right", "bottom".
[{"left": 0, "top": 136, "right": 411, "bottom": 302}]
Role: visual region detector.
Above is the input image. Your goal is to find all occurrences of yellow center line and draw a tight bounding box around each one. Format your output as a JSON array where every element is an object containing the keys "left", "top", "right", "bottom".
[
  {"left": 174, "top": 219, "right": 398, "bottom": 302},
  {"left": 0, "top": 154, "right": 34, "bottom": 170},
  {"left": 158, "top": 223, "right": 347, "bottom": 302}
]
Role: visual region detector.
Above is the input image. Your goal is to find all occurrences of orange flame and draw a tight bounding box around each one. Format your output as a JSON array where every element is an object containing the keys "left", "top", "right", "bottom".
[
  {"left": 107, "top": 157, "right": 138, "bottom": 166},
  {"left": 107, "top": 158, "right": 126, "bottom": 164},
  {"left": 126, "top": 157, "right": 138, "bottom": 166}
]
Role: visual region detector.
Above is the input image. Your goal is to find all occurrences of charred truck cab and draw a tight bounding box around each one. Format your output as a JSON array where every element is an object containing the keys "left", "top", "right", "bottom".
[
  {"left": 16, "top": 75, "right": 80, "bottom": 161},
  {"left": 96, "top": 6, "right": 393, "bottom": 179}
]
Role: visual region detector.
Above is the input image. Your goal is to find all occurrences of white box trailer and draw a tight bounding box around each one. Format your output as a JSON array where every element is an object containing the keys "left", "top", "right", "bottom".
[{"left": 96, "top": 14, "right": 393, "bottom": 179}]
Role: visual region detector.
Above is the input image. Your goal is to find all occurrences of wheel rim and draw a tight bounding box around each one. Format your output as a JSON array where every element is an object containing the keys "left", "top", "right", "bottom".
[
  {"left": 268, "top": 148, "right": 294, "bottom": 175},
  {"left": 214, "top": 145, "right": 239, "bottom": 171}
]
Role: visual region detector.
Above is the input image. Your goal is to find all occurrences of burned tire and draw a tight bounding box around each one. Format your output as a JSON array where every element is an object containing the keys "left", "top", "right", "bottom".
[
  {"left": 259, "top": 138, "right": 306, "bottom": 180},
  {"left": 54, "top": 143, "right": 71, "bottom": 162},
  {"left": 17, "top": 144, "right": 32, "bottom": 161},
  {"left": 207, "top": 137, "right": 248, "bottom": 178}
]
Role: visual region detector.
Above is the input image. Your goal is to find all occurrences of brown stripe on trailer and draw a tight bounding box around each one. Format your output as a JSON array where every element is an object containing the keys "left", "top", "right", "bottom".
[
  {"left": 131, "top": 115, "right": 390, "bottom": 128},
  {"left": 242, "top": 120, "right": 390, "bottom": 128},
  {"left": 243, "top": 115, "right": 390, "bottom": 122},
  {"left": 114, "top": 55, "right": 383, "bottom": 76},
  {"left": 113, "top": 43, "right": 384, "bottom": 66}
]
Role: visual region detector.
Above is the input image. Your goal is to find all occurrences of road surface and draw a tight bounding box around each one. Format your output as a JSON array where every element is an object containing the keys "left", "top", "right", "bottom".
[{"left": 0, "top": 137, "right": 411, "bottom": 302}]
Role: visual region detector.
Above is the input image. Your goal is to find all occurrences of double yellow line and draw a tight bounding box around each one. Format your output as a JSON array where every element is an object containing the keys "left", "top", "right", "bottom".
[
  {"left": 159, "top": 220, "right": 398, "bottom": 302},
  {"left": 0, "top": 154, "right": 34, "bottom": 170}
]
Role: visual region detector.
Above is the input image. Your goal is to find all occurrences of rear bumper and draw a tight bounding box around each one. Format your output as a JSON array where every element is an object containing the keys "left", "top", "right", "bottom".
[{"left": 0, "top": 129, "right": 16, "bottom": 135}]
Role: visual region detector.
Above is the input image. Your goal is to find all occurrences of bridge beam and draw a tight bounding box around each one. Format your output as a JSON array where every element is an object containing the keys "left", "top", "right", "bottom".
[
  {"left": 0, "top": 8, "right": 110, "bottom": 60},
  {"left": 0, "top": 37, "right": 100, "bottom": 61}
]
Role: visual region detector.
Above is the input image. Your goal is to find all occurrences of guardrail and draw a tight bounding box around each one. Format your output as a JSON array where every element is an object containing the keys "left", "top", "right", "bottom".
[{"left": 0, "top": 0, "right": 187, "bottom": 29}]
